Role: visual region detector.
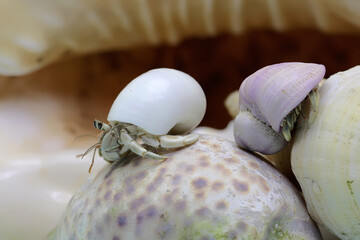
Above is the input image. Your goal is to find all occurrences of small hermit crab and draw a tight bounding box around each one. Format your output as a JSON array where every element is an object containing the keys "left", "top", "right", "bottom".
[
  {"left": 234, "top": 62, "right": 325, "bottom": 154},
  {"left": 82, "top": 68, "right": 206, "bottom": 172}
]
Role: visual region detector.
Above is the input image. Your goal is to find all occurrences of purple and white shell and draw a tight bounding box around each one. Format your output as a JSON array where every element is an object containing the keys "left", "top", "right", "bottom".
[{"left": 234, "top": 62, "right": 325, "bottom": 154}]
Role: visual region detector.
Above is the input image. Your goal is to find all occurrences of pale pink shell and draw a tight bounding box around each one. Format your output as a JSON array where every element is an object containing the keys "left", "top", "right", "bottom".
[{"left": 239, "top": 62, "right": 325, "bottom": 132}]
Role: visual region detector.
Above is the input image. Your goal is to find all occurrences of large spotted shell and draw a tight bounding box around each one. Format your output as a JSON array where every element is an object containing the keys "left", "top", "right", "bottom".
[{"left": 48, "top": 135, "right": 321, "bottom": 240}]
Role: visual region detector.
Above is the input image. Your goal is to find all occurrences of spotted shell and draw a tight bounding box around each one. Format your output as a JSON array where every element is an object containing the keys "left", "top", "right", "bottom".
[{"left": 48, "top": 135, "right": 321, "bottom": 240}]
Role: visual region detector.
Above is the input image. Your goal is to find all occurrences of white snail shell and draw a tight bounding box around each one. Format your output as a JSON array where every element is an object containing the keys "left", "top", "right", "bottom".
[
  {"left": 292, "top": 66, "right": 360, "bottom": 239},
  {"left": 107, "top": 68, "right": 206, "bottom": 135}
]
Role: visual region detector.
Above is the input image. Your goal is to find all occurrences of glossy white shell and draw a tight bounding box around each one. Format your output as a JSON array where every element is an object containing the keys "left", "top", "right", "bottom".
[
  {"left": 107, "top": 68, "right": 206, "bottom": 135},
  {"left": 292, "top": 66, "right": 360, "bottom": 239}
]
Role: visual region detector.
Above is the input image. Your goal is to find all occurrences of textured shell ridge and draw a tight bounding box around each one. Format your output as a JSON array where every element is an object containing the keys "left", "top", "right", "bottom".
[{"left": 239, "top": 62, "right": 325, "bottom": 132}]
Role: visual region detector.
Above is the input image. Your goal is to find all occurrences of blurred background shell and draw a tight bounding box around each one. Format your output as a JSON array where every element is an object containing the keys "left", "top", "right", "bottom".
[
  {"left": 1, "top": 0, "right": 360, "bottom": 239},
  {"left": 0, "top": 0, "right": 360, "bottom": 76}
]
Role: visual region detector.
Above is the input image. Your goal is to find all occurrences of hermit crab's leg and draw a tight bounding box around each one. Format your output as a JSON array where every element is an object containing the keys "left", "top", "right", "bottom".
[
  {"left": 139, "top": 133, "right": 199, "bottom": 148},
  {"left": 158, "top": 133, "right": 199, "bottom": 148},
  {"left": 139, "top": 134, "right": 160, "bottom": 148},
  {"left": 120, "top": 129, "right": 166, "bottom": 160},
  {"left": 281, "top": 121, "right": 291, "bottom": 142},
  {"left": 88, "top": 145, "right": 100, "bottom": 173},
  {"left": 308, "top": 88, "right": 320, "bottom": 124}
]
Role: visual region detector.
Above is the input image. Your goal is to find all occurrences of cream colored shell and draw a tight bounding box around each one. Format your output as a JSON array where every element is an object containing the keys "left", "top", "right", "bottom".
[
  {"left": 292, "top": 66, "right": 360, "bottom": 240},
  {"left": 107, "top": 68, "right": 206, "bottom": 135},
  {"left": 1, "top": 0, "right": 359, "bottom": 76}
]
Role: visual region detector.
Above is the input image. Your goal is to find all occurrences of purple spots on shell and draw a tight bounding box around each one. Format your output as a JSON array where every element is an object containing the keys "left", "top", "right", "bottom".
[
  {"left": 97, "top": 185, "right": 103, "bottom": 193},
  {"left": 192, "top": 178, "right": 208, "bottom": 189},
  {"left": 136, "top": 214, "right": 143, "bottom": 224},
  {"left": 224, "top": 157, "right": 237, "bottom": 164},
  {"left": 144, "top": 205, "right": 157, "bottom": 218},
  {"left": 131, "top": 158, "right": 142, "bottom": 167},
  {"left": 216, "top": 201, "right": 228, "bottom": 210},
  {"left": 233, "top": 179, "right": 249, "bottom": 193},
  {"left": 117, "top": 214, "right": 127, "bottom": 227},
  {"left": 211, "top": 181, "right": 225, "bottom": 191},
  {"left": 113, "top": 192, "right": 122, "bottom": 202},
  {"left": 184, "top": 164, "right": 195, "bottom": 172},
  {"left": 135, "top": 171, "right": 147, "bottom": 181},
  {"left": 126, "top": 184, "right": 135, "bottom": 194},
  {"left": 237, "top": 221, "right": 248, "bottom": 232},
  {"left": 49, "top": 135, "right": 319, "bottom": 240},
  {"left": 196, "top": 207, "right": 212, "bottom": 217},
  {"left": 146, "top": 168, "right": 166, "bottom": 192},
  {"left": 104, "top": 191, "right": 112, "bottom": 200},
  {"left": 172, "top": 175, "right": 181, "bottom": 185},
  {"left": 106, "top": 179, "right": 113, "bottom": 186},
  {"left": 175, "top": 200, "right": 186, "bottom": 211},
  {"left": 215, "top": 163, "right": 232, "bottom": 175},
  {"left": 130, "top": 196, "right": 146, "bottom": 210},
  {"left": 195, "top": 192, "right": 205, "bottom": 199},
  {"left": 199, "top": 155, "right": 210, "bottom": 167},
  {"left": 95, "top": 198, "right": 101, "bottom": 207}
]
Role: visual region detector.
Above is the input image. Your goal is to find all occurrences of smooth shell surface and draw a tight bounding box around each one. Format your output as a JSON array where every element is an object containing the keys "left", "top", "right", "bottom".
[
  {"left": 292, "top": 66, "right": 360, "bottom": 239},
  {"left": 234, "top": 111, "right": 288, "bottom": 154},
  {"left": 107, "top": 68, "right": 206, "bottom": 135},
  {"left": 239, "top": 62, "right": 325, "bottom": 132},
  {"left": 48, "top": 135, "right": 321, "bottom": 240},
  {"left": 1, "top": 0, "right": 359, "bottom": 76}
]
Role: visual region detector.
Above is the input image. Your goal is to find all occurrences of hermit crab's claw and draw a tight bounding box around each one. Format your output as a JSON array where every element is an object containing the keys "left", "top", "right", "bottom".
[
  {"left": 234, "top": 62, "right": 325, "bottom": 154},
  {"left": 308, "top": 88, "right": 320, "bottom": 124}
]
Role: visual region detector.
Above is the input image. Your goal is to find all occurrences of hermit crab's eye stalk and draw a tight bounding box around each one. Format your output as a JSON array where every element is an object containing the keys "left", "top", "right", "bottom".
[
  {"left": 93, "top": 120, "right": 110, "bottom": 131},
  {"left": 234, "top": 62, "right": 325, "bottom": 154}
]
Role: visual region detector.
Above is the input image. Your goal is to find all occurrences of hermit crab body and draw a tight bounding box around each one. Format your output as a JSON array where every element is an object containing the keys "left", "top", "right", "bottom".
[
  {"left": 84, "top": 68, "right": 206, "bottom": 171},
  {"left": 234, "top": 62, "right": 325, "bottom": 154}
]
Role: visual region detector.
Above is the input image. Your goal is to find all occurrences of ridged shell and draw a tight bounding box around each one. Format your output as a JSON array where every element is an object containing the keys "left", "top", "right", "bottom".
[
  {"left": 292, "top": 66, "right": 360, "bottom": 239},
  {"left": 239, "top": 62, "right": 325, "bottom": 132},
  {"left": 107, "top": 68, "right": 206, "bottom": 135},
  {"left": 1, "top": 0, "right": 359, "bottom": 76}
]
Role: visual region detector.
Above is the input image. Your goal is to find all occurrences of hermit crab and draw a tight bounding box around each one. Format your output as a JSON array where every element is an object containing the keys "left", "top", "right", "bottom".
[
  {"left": 82, "top": 68, "right": 206, "bottom": 171},
  {"left": 234, "top": 62, "right": 325, "bottom": 154}
]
